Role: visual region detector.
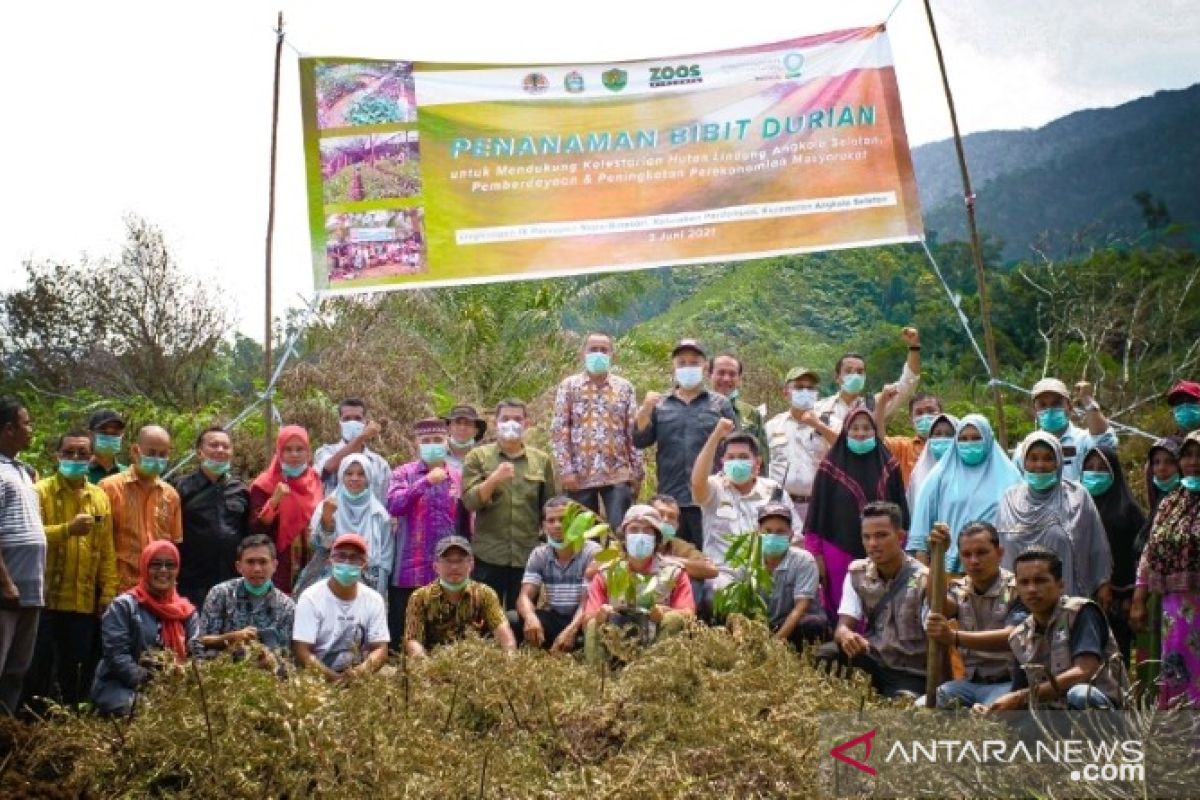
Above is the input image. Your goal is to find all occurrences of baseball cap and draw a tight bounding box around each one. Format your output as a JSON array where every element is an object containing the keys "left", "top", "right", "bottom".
[
  {"left": 758, "top": 502, "right": 794, "bottom": 524},
  {"left": 784, "top": 367, "right": 820, "bottom": 385},
  {"left": 1167, "top": 380, "right": 1200, "bottom": 406},
  {"left": 435, "top": 535, "right": 473, "bottom": 558},
  {"left": 670, "top": 339, "right": 706, "bottom": 359},
  {"left": 331, "top": 533, "right": 369, "bottom": 556},
  {"left": 1030, "top": 378, "right": 1070, "bottom": 402},
  {"left": 87, "top": 409, "right": 126, "bottom": 431}
]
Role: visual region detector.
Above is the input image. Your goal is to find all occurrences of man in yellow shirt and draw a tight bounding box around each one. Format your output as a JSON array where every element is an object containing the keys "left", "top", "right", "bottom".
[
  {"left": 31, "top": 430, "right": 118, "bottom": 707},
  {"left": 100, "top": 425, "right": 183, "bottom": 591}
]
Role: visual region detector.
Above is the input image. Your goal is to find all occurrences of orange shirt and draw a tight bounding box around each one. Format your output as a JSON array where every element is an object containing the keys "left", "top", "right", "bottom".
[
  {"left": 884, "top": 436, "right": 925, "bottom": 486},
  {"left": 100, "top": 468, "right": 183, "bottom": 591}
]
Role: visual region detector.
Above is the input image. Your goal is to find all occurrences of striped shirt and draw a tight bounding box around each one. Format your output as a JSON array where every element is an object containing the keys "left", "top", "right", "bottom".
[
  {"left": 0, "top": 455, "right": 47, "bottom": 606},
  {"left": 520, "top": 540, "right": 600, "bottom": 616}
]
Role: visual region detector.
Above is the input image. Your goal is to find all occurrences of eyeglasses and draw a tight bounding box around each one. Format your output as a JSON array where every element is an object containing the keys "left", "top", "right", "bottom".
[
  {"left": 330, "top": 552, "right": 366, "bottom": 566},
  {"left": 147, "top": 560, "right": 179, "bottom": 572}
]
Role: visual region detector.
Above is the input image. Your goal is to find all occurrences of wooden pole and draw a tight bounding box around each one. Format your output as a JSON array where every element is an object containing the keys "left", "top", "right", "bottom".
[
  {"left": 920, "top": 0, "right": 1010, "bottom": 449},
  {"left": 264, "top": 12, "right": 284, "bottom": 451},
  {"left": 924, "top": 524, "right": 948, "bottom": 707}
]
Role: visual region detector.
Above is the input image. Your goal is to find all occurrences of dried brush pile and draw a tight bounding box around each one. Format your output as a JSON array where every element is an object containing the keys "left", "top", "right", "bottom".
[{"left": 2, "top": 620, "right": 1192, "bottom": 798}]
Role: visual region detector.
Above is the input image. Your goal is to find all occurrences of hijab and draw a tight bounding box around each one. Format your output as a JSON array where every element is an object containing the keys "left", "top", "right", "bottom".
[
  {"left": 1141, "top": 432, "right": 1200, "bottom": 594},
  {"left": 330, "top": 453, "right": 390, "bottom": 536},
  {"left": 804, "top": 407, "right": 910, "bottom": 556},
  {"left": 129, "top": 540, "right": 195, "bottom": 662},
  {"left": 906, "top": 412, "right": 960, "bottom": 509},
  {"left": 251, "top": 425, "right": 322, "bottom": 555},
  {"left": 1135, "top": 437, "right": 1182, "bottom": 555},
  {"left": 1078, "top": 443, "right": 1146, "bottom": 589},
  {"left": 911, "top": 414, "right": 1022, "bottom": 573},
  {"left": 997, "top": 431, "right": 1111, "bottom": 597}
]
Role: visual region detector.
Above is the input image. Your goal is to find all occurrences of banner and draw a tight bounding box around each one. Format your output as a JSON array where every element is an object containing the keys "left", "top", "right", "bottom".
[{"left": 299, "top": 26, "right": 923, "bottom": 293}]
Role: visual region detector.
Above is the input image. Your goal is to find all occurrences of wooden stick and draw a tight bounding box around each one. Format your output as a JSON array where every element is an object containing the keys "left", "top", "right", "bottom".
[
  {"left": 264, "top": 11, "right": 285, "bottom": 452},
  {"left": 921, "top": 0, "right": 1009, "bottom": 449},
  {"left": 924, "top": 525, "right": 948, "bottom": 707}
]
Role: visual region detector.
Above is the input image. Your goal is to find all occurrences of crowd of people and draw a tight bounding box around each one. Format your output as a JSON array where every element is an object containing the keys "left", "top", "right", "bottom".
[{"left": 1, "top": 326, "right": 1198, "bottom": 717}]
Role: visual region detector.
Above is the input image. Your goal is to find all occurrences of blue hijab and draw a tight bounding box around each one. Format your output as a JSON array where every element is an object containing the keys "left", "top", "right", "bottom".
[{"left": 908, "top": 414, "right": 1022, "bottom": 572}]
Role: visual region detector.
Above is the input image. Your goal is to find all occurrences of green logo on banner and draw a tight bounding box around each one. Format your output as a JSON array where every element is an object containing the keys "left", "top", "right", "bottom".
[{"left": 602, "top": 68, "right": 628, "bottom": 92}]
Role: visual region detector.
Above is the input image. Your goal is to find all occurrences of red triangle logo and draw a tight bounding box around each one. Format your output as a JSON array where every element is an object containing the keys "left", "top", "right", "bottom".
[{"left": 830, "top": 729, "right": 878, "bottom": 776}]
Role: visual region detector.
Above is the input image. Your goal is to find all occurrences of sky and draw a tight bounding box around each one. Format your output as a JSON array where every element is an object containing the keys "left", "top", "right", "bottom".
[{"left": 1, "top": 0, "right": 1197, "bottom": 341}]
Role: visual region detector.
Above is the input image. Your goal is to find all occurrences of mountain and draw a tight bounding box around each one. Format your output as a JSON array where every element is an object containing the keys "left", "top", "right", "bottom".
[{"left": 911, "top": 83, "right": 1200, "bottom": 259}]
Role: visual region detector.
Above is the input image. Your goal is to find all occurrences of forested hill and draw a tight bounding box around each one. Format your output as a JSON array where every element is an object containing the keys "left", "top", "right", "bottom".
[{"left": 912, "top": 83, "right": 1200, "bottom": 260}]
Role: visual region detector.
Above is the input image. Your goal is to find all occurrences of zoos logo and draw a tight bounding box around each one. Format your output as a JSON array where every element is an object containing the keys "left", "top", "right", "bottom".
[{"left": 649, "top": 64, "right": 702, "bottom": 85}]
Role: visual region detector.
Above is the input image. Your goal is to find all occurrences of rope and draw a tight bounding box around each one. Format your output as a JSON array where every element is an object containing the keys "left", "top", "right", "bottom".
[
  {"left": 918, "top": 241, "right": 1157, "bottom": 442},
  {"left": 883, "top": 0, "right": 907, "bottom": 25},
  {"left": 163, "top": 292, "right": 325, "bottom": 478}
]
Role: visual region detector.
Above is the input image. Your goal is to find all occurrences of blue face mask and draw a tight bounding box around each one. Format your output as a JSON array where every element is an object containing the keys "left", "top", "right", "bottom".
[
  {"left": 624, "top": 532, "right": 657, "bottom": 560},
  {"left": 840, "top": 373, "right": 866, "bottom": 394},
  {"left": 94, "top": 433, "right": 123, "bottom": 455},
  {"left": 723, "top": 459, "right": 753, "bottom": 483},
  {"left": 1024, "top": 471, "right": 1059, "bottom": 492},
  {"left": 281, "top": 463, "right": 307, "bottom": 478},
  {"left": 761, "top": 533, "right": 791, "bottom": 557},
  {"left": 1081, "top": 470, "right": 1114, "bottom": 496},
  {"left": 439, "top": 577, "right": 470, "bottom": 592},
  {"left": 331, "top": 563, "right": 362, "bottom": 587},
  {"left": 546, "top": 536, "right": 569, "bottom": 551},
  {"left": 1037, "top": 407, "right": 1069, "bottom": 434},
  {"left": 928, "top": 437, "right": 953, "bottom": 460},
  {"left": 584, "top": 352, "right": 611, "bottom": 375},
  {"left": 1182, "top": 476, "right": 1200, "bottom": 493},
  {"left": 340, "top": 419, "right": 365, "bottom": 442},
  {"left": 1153, "top": 474, "right": 1181, "bottom": 493},
  {"left": 242, "top": 578, "right": 273, "bottom": 597},
  {"left": 847, "top": 436, "right": 877, "bottom": 455},
  {"left": 137, "top": 456, "right": 168, "bottom": 477},
  {"left": 341, "top": 485, "right": 370, "bottom": 504},
  {"left": 58, "top": 460, "right": 90, "bottom": 480},
  {"left": 790, "top": 388, "right": 818, "bottom": 410},
  {"left": 957, "top": 440, "right": 989, "bottom": 467},
  {"left": 675, "top": 365, "right": 703, "bottom": 389},
  {"left": 420, "top": 442, "right": 448, "bottom": 464},
  {"left": 1173, "top": 403, "right": 1200, "bottom": 430},
  {"left": 202, "top": 458, "right": 231, "bottom": 476},
  {"left": 913, "top": 414, "right": 936, "bottom": 438},
  {"left": 659, "top": 522, "right": 676, "bottom": 542}
]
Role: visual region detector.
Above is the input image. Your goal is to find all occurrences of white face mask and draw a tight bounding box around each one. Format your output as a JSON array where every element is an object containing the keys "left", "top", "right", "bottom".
[
  {"left": 790, "top": 388, "right": 817, "bottom": 410},
  {"left": 497, "top": 420, "right": 523, "bottom": 441},
  {"left": 340, "top": 419, "right": 365, "bottom": 442},
  {"left": 675, "top": 365, "right": 703, "bottom": 389}
]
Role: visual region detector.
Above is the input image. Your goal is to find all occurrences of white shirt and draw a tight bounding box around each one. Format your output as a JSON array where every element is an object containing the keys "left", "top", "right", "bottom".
[
  {"left": 293, "top": 581, "right": 390, "bottom": 672},
  {"left": 698, "top": 475, "right": 779, "bottom": 569},
  {"left": 814, "top": 363, "right": 920, "bottom": 426},
  {"left": 765, "top": 410, "right": 841, "bottom": 498},
  {"left": 837, "top": 573, "right": 865, "bottom": 620}
]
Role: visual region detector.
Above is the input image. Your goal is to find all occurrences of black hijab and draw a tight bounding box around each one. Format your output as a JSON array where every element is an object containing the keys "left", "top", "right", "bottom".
[
  {"left": 804, "top": 407, "right": 910, "bottom": 556},
  {"left": 1083, "top": 444, "right": 1146, "bottom": 588}
]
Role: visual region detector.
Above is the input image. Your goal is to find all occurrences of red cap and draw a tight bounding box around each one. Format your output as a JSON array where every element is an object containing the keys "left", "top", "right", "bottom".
[
  {"left": 1167, "top": 380, "right": 1200, "bottom": 405},
  {"left": 331, "top": 533, "right": 369, "bottom": 556}
]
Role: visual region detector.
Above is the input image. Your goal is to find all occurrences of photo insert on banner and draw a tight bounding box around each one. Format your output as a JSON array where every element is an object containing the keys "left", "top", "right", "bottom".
[
  {"left": 324, "top": 209, "right": 427, "bottom": 282},
  {"left": 314, "top": 61, "right": 417, "bottom": 130},
  {"left": 319, "top": 132, "right": 422, "bottom": 204}
]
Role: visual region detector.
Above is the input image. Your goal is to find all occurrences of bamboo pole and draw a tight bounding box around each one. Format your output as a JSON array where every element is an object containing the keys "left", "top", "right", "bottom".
[
  {"left": 264, "top": 11, "right": 284, "bottom": 451},
  {"left": 920, "top": 0, "right": 1010, "bottom": 449},
  {"left": 924, "top": 523, "right": 948, "bottom": 707}
]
